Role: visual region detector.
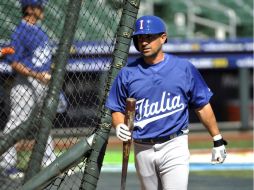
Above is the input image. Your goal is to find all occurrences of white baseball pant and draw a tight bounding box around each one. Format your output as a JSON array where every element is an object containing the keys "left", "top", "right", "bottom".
[
  {"left": 134, "top": 135, "right": 190, "bottom": 190},
  {"left": 0, "top": 77, "right": 56, "bottom": 169}
]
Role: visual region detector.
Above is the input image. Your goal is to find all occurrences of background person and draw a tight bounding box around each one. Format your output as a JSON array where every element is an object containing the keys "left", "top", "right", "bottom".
[
  {"left": 106, "top": 15, "right": 227, "bottom": 190},
  {"left": 0, "top": 0, "right": 56, "bottom": 179}
]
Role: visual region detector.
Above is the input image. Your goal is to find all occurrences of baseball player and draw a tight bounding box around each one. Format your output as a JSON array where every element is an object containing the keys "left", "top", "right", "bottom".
[
  {"left": 106, "top": 15, "right": 227, "bottom": 190},
  {"left": 0, "top": 0, "right": 56, "bottom": 179}
]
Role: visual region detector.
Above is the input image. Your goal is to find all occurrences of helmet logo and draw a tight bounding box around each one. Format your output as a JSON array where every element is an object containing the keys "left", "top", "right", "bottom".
[{"left": 139, "top": 20, "right": 144, "bottom": 30}]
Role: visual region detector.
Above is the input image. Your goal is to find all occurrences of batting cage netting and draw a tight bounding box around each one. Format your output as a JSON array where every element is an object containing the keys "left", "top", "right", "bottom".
[{"left": 0, "top": 0, "right": 140, "bottom": 189}]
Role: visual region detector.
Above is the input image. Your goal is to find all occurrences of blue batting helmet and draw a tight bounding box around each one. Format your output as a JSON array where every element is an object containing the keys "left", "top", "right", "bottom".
[
  {"left": 132, "top": 15, "right": 167, "bottom": 51},
  {"left": 20, "top": 0, "right": 47, "bottom": 8}
]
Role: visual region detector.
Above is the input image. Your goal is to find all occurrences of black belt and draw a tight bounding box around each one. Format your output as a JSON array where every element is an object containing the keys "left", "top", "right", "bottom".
[{"left": 134, "top": 131, "right": 183, "bottom": 145}]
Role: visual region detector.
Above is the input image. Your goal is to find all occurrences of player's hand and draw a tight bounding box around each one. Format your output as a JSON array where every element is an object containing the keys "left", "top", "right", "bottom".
[
  {"left": 211, "top": 134, "right": 227, "bottom": 164},
  {"left": 115, "top": 123, "right": 131, "bottom": 142},
  {"left": 39, "top": 72, "right": 51, "bottom": 84}
]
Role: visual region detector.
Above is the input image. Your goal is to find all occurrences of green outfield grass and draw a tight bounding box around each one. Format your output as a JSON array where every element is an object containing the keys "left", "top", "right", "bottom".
[
  {"left": 104, "top": 150, "right": 135, "bottom": 164},
  {"left": 191, "top": 170, "right": 253, "bottom": 179}
]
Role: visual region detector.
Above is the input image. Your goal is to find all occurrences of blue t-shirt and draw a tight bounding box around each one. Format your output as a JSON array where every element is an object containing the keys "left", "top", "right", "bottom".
[
  {"left": 6, "top": 20, "right": 52, "bottom": 72},
  {"left": 105, "top": 54, "right": 213, "bottom": 139}
]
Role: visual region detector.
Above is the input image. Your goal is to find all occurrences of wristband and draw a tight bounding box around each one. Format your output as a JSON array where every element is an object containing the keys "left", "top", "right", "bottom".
[
  {"left": 213, "top": 134, "right": 222, "bottom": 141},
  {"left": 213, "top": 138, "right": 228, "bottom": 147}
]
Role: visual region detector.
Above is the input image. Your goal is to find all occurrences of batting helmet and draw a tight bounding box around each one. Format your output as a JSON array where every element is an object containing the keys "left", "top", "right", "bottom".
[
  {"left": 132, "top": 15, "right": 167, "bottom": 51},
  {"left": 20, "top": 0, "right": 47, "bottom": 8}
]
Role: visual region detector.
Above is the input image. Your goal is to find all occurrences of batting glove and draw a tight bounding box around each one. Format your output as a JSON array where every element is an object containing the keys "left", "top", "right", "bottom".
[
  {"left": 211, "top": 134, "right": 228, "bottom": 164},
  {"left": 115, "top": 123, "right": 131, "bottom": 142}
]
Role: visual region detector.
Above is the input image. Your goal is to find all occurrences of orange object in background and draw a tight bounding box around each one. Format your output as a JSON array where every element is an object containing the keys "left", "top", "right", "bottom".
[{"left": 0, "top": 47, "right": 15, "bottom": 57}]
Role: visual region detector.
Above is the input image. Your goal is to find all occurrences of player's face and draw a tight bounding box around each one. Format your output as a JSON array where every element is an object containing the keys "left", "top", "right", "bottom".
[
  {"left": 137, "top": 33, "right": 167, "bottom": 59},
  {"left": 25, "top": 6, "right": 44, "bottom": 21},
  {"left": 34, "top": 6, "right": 44, "bottom": 20}
]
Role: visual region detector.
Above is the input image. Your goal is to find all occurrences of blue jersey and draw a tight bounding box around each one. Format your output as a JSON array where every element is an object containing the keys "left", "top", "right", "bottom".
[
  {"left": 105, "top": 54, "right": 213, "bottom": 139},
  {"left": 6, "top": 20, "right": 52, "bottom": 72}
]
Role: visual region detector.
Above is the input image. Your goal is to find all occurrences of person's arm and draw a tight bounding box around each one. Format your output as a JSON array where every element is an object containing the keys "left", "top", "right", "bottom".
[
  {"left": 195, "top": 103, "right": 227, "bottom": 164},
  {"left": 195, "top": 103, "right": 220, "bottom": 136},
  {"left": 112, "top": 111, "right": 125, "bottom": 127},
  {"left": 112, "top": 111, "right": 131, "bottom": 141},
  {"left": 11, "top": 61, "right": 51, "bottom": 84}
]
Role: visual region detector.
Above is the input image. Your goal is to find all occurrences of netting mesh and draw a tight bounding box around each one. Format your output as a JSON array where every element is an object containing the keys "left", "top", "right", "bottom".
[{"left": 0, "top": 0, "right": 125, "bottom": 189}]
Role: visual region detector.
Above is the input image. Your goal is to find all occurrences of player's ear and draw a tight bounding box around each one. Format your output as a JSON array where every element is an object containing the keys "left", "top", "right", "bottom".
[{"left": 160, "top": 33, "right": 167, "bottom": 44}]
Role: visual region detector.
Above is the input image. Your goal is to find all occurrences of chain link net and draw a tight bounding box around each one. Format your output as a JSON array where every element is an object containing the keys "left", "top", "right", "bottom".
[{"left": 0, "top": 0, "right": 125, "bottom": 189}]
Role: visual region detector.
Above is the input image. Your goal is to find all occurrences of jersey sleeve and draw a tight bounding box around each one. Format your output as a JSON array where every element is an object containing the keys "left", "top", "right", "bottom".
[
  {"left": 187, "top": 62, "right": 213, "bottom": 109},
  {"left": 105, "top": 70, "right": 128, "bottom": 113},
  {"left": 6, "top": 31, "right": 24, "bottom": 64}
]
